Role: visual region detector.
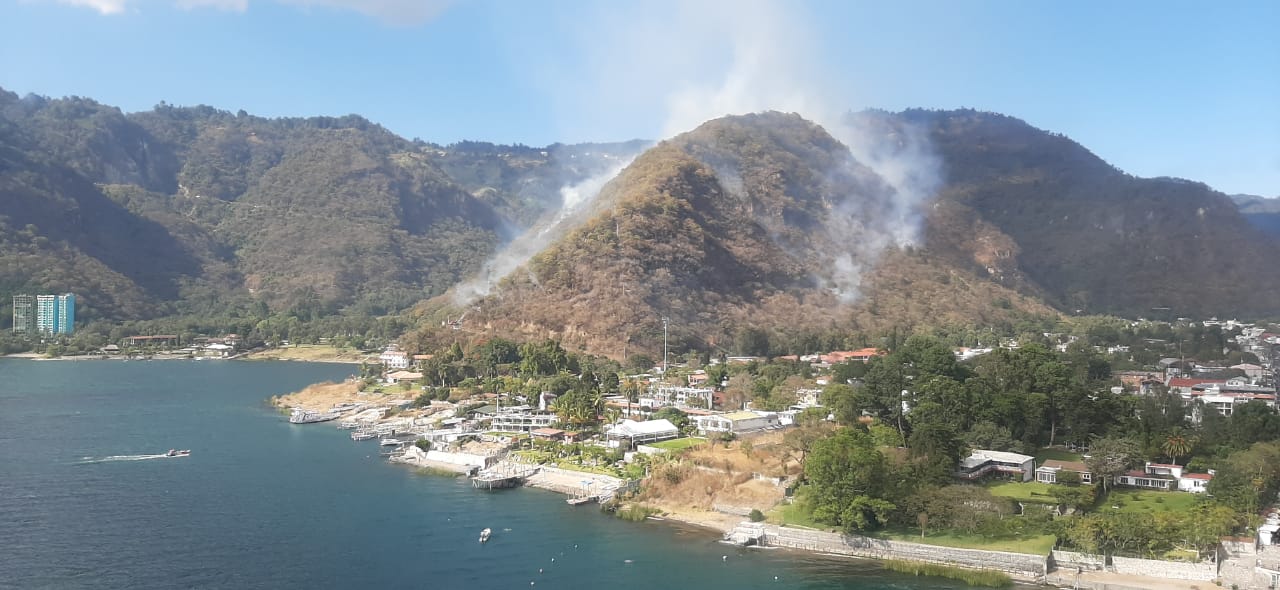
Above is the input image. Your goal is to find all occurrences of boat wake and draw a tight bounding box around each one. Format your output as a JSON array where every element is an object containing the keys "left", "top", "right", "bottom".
[{"left": 76, "top": 454, "right": 173, "bottom": 464}]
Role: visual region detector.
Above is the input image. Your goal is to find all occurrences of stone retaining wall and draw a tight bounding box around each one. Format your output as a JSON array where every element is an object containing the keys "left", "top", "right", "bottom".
[
  {"left": 1109, "top": 555, "right": 1217, "bottom": 581},
  {"left": 425, "top": 449, "right": 491, "bottom": 468},
  {"left": 1050, "top": 549, "right": 1105, "bottom": 571},
  {"left": 760, "top": 525, "right": 1047, "bottom": 578}
]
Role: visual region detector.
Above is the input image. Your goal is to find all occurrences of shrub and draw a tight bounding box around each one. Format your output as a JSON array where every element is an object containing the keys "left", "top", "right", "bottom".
[
  {"left": 614, "top": 504, "right": 659, "bottom": 522},
  {"left": 749, "top": 509, "right": 766, "bottom": 522},
  {"left": 882, "top": 560, "right": 1011, "bottom": 588}
]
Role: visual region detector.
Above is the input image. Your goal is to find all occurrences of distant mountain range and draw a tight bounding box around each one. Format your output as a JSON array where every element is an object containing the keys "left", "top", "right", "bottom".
[
  {"left": 2, "top": 88, "right": 1277, "bottom": 354},
  {"left": 1231, "top": 194, "right": 1280, "bottom": 238}
]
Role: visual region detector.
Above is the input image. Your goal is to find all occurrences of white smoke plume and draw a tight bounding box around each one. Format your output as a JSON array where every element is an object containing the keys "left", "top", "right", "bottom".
[
  {"left": 465, "top": 0, "right": 943, "bottom": 305},
  {"left": 450, "top": 155, "right": 636, "bottom": 305},
  {"left": 576, "top": 0, "right": 941, "bottom": 303}
]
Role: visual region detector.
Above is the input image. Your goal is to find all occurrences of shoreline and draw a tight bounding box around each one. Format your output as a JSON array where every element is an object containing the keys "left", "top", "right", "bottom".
[{"left": 1, "top": 352, "right": 367, "bottom": 364}]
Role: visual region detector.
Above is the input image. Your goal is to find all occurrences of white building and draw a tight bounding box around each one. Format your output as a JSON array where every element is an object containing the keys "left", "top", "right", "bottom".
[
  {"left": 1114, "top": 462, "right": 1213, "bottom": 493},
  {"left": 694, "top": 411, "right": 778, "bottom": 435},
  {"left": 606, "top": 419, "right": 680, "bottom": 448},
  {"left": 648, "top": 385, "right": 714, "bottom": 408},
  {"left": 490, "top": 412, "right": 557, "bottom": 432},
  {"left": 955, "top": 450, "right": 1035, "bottom": 482},
  {"left": 380, "top": 345, "right": 410, "bottom": 369},
  {"left": 1231, "top": 363, "right": 1265, "bottom": 381}
]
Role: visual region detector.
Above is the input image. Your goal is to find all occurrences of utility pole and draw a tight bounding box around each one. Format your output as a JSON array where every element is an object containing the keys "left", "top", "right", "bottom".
[{"left": 662, "top": 317, "right": 669, "bottom": 375}]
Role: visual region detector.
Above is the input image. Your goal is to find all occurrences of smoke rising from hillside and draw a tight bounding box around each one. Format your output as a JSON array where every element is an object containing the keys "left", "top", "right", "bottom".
[
  {"left": 643, "top": 0, "right": 942, "bottom": 302},
  {"left": 451, "top": 156, "right": 634, "bottom": 305},
  {"left": 458, "top": 0, "right": 941, "bottom": 305}
]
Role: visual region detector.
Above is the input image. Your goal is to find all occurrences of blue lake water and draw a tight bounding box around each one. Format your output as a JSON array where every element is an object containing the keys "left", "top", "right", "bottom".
[{"left": 0, "top": 359, "right": 965, "bottom": 589}]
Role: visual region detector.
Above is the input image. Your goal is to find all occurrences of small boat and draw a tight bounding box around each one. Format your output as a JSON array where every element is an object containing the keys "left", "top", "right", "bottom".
[
  {"left": 479, "top": 528, "right": 492, "bottom": 543},
  {"left": 164, "top": 449, "right": 191, "bottom": 458}
]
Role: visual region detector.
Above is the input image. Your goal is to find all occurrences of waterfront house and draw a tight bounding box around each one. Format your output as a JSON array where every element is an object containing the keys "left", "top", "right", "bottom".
[
  {"left": 531, "top": 427, "right": 566, "bottom": 441},
  {"left": 1168, "top": 377, "right": 1227, "bottom": 395},
  {"left": 605, "top": 419, "right": 679, "bottom": 448},
  {"left": 199, "top": 343, "right": 234, "bottom": 358},
  {"left": 819, "top": 348, "right": 883, "bottom": 365},
  {"left": 648, "top": 384, "right": 714, "bottom": 408},
  {"left": 124, "top": 334, "right": 179, "bottom": 348},
  {"left": 955, "top": 449, "right": 1035, "bottom": 482},
  {"left": 1115, "top": 370, "right": 1163, "bottom": 394},
  {"left": 385, "top": 370, "right": 424, "bottom": 385},
  {"left": 1035, "top": 460, "right": 1093, "bottom": 485},
  {"left": 1231, "top": 363, "right": 1265, "bottom": 381},
  {"left": 1114, "top": 462, "right": 1213, "bottom": 493},
  {"left": 693, "top": 411, "right": 778, "bottom": 436},
  {"left": 379, "top": 346, "right": 410, "bottom": 369},
  {"left": 605, "top": 399, "right": 653, "bottom": 419},
  {"left": 490, "top": 411, "right": 556, "bottom": 433}
]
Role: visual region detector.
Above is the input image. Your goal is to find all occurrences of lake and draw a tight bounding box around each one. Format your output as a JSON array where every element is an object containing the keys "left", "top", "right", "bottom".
[{"left": 0, "top": 359, "right": 963, "bottom": 590}]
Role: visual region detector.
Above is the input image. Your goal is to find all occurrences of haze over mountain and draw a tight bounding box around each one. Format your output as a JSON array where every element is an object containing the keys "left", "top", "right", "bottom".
[
  {"left": 1231, "top": 194, "right": 1280, "bottom": 239},
  {"left": 3, "top": 87, "right": 1278, "bottom": 355}
]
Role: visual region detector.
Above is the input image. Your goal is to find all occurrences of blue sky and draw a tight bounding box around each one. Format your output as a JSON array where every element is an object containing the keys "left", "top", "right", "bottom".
[{"left": 2, "top": 0, "right": 1277, "bottom": 195}]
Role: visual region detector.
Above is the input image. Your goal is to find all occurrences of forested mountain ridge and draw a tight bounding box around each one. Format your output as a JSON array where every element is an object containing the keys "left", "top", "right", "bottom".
[
  {"left": 0, "top": 88, "right": 632, "bottom": 325},
  {"left": 3, "top": 88, "right": 1277, "bottom": 352},
  {"left": 410, "top": 113, "right": 1059, "bottom": 356},
  {"left": 905, "top": 109, "right": 1280, "bottom": 318},
  {"left": 411, "top": 111, "right": 1280, "bottom": 356}
]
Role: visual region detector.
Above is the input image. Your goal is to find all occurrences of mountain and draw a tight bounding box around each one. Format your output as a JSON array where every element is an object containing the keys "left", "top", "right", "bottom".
[
  {"left": 903, "top": 109, "right": 1280, "bottom": 318},
  {"left": 408, "top": 113, "right": 1059, "bottom": 355},
  {"left": 408, "top": 110, "right": 1280, "bottom": 355},
  {"left": 1231, "top": 194, "right": 1280, "bottom": 238},
  {"left": 0, "top": 88, "right": 634, "bottom": 324},
  {"left": 3, "top": 88, "right": 1277, "bottom": 352}
]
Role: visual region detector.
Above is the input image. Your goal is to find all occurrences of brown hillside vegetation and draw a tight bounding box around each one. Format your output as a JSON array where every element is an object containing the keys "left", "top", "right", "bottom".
[
  {"left": 411, "top": 113, "right": 1057, "bottom": 357},
  {"left": 637, "top": 433, "right": 792, "bottom": 515}
]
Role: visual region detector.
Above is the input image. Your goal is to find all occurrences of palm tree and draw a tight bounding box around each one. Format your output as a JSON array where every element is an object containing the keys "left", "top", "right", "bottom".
[{"left": 1161, "top": 433, "right": 1193, "bottom": 465}]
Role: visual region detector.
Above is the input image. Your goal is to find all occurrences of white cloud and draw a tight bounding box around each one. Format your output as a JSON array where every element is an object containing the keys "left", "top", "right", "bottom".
[
  {"left": 56, "top": 0, "right": 129, "bottom": 14},
  {"left": 46, "top": 0, "right": 452, "bottom": 24},
  {"left": 175, "top": 0, "right": 248, "bottom": 11},
  {"left": 281, "top": 0, "right": 451, "bottom": 25}
]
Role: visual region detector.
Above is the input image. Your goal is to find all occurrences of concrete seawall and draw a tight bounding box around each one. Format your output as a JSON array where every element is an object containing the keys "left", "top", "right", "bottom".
[{"left": 756, "top": 525, "right": 1048, "bottom": 579}]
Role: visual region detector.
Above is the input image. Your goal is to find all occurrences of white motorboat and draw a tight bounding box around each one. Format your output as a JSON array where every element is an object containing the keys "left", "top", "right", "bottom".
[
  {"left": 164, "top": 449, "right": 191, "bottom": 458},
  {"left": 479, "top": 528, "right": 492, "bottom": 543}
]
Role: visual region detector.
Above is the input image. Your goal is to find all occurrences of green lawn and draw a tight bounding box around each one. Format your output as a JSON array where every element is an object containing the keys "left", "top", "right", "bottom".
[
  {"left": 875, "top": 527, "right": 1057, "bottom": 555},
  {"left": 769, "top": 500, "right": 1056, "bottom": 555},
  {"left": 1101, "top": 489, "right": 1201, "bottom": 514},
  {"left": 552, "top": 460, "right": 619, "bottom": 477},
  {"left": 984, "top": 481, "right": 1061, "bottom": 504},
  {"left": 769, "top": 500, "right": 829, "bottom": 530},
  {"left": 648, "top": 437, "right": 706, "bottom": 451},
  {"left": 1035, "top": 448, "right": 1084, "bottom": 463}
]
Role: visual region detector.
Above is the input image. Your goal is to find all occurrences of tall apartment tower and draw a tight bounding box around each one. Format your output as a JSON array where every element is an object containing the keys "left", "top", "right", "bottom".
[
  {"left": 12, "top": 294, "right": 36, "bottom": 334},
  {"left": 35, "top": 293, "right": 75, "bottom": 335}
]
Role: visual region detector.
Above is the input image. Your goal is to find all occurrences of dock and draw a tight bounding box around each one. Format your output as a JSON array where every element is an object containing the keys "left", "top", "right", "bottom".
[{"left": 470, "top": 463, "right": 539, "bottom": 490}]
